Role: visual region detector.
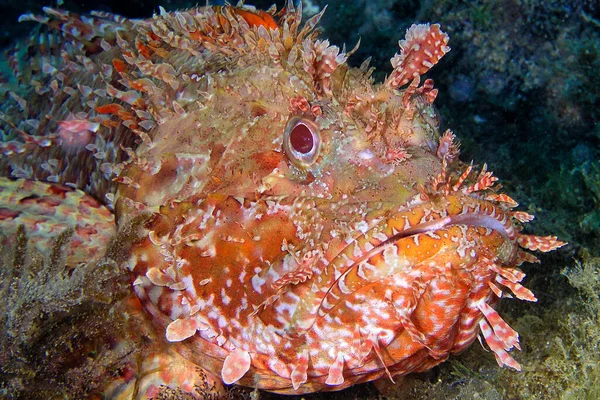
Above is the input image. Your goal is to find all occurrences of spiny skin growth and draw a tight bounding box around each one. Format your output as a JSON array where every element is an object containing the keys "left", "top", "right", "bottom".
[{"left": 0, "top": 2, "right": 565, "bottom": 397}]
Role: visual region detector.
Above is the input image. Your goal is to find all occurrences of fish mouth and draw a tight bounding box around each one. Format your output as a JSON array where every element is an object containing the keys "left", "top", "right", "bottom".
[{"left": 299, "top": 189, "right": 565, "bottom": 380}]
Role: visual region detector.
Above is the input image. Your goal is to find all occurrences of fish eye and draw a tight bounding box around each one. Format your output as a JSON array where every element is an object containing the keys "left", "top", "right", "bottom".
[{"left": 283, "top": 117, "right": 320, "bottom": 168}]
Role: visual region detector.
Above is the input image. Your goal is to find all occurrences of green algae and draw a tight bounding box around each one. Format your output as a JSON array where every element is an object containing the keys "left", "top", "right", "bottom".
[{"left": 0, "top": 219, "right": 143, "bottom": 398}]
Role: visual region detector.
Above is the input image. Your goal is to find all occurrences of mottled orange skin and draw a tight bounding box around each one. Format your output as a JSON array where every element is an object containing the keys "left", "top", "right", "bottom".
[{"left": 0, "top": 4, "right": 564, "bottom": 397}]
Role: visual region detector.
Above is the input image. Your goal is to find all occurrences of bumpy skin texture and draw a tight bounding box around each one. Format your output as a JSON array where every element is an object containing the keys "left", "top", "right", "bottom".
[{"left": 0, "top": 3, "right": 565, "bottom": 397}]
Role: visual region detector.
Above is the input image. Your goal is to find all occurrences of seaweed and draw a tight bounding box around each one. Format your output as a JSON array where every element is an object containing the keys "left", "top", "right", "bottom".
[
  {"left": 557, "top": 256, "right": 600, "bottom": 399},
  {"left": 579, "top": 162, "right": 600, "bottom": 237},
  {"left": 542, "top": 160, "right": 600, "bottom": 248},
  {"left": 0, "top": 223, "right": 135, "bottom": 398}
]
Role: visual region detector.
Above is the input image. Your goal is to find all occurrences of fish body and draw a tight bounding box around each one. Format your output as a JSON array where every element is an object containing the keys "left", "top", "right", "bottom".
[{"left": 0, "top": 3, "right": 564, "bottom": 397}]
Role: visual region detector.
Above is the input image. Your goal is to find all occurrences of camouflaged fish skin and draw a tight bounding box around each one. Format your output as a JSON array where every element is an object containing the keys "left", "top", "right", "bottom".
[{"left": 0, "top": 3, "right": 565, "bottom": 397}]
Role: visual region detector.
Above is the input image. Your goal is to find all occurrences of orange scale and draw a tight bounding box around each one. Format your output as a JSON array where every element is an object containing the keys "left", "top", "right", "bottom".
[
  {"left": 96, "top": 103, "right": 124, "bottom": 115},
  {"left": 135, "top": 39, "right": 153, "bottom": 59},
  {"left": 112, "top": 58, "right": 128, "bottom": 73},
  {"left": 226, "top": 7, "right": 277, "bottom": 30}
]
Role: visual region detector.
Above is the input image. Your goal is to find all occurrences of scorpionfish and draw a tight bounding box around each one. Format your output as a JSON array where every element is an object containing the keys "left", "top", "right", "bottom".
[{"left": 0, "top": 2, "right": 565, "bottom": 397}]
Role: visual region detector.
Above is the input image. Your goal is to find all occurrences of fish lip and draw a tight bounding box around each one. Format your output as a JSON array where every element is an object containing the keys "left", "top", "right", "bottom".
[
  {"left": 362, "top": 196, "right": 516, "bottom": 261},
  {"left": 388, "top": 209, "right": 513, "bottom": 241}
]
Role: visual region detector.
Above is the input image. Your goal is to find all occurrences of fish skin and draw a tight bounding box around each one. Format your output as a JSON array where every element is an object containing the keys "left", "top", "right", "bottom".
[{"left": 0, "top": 3, "right": 565, "bottom": 397}]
